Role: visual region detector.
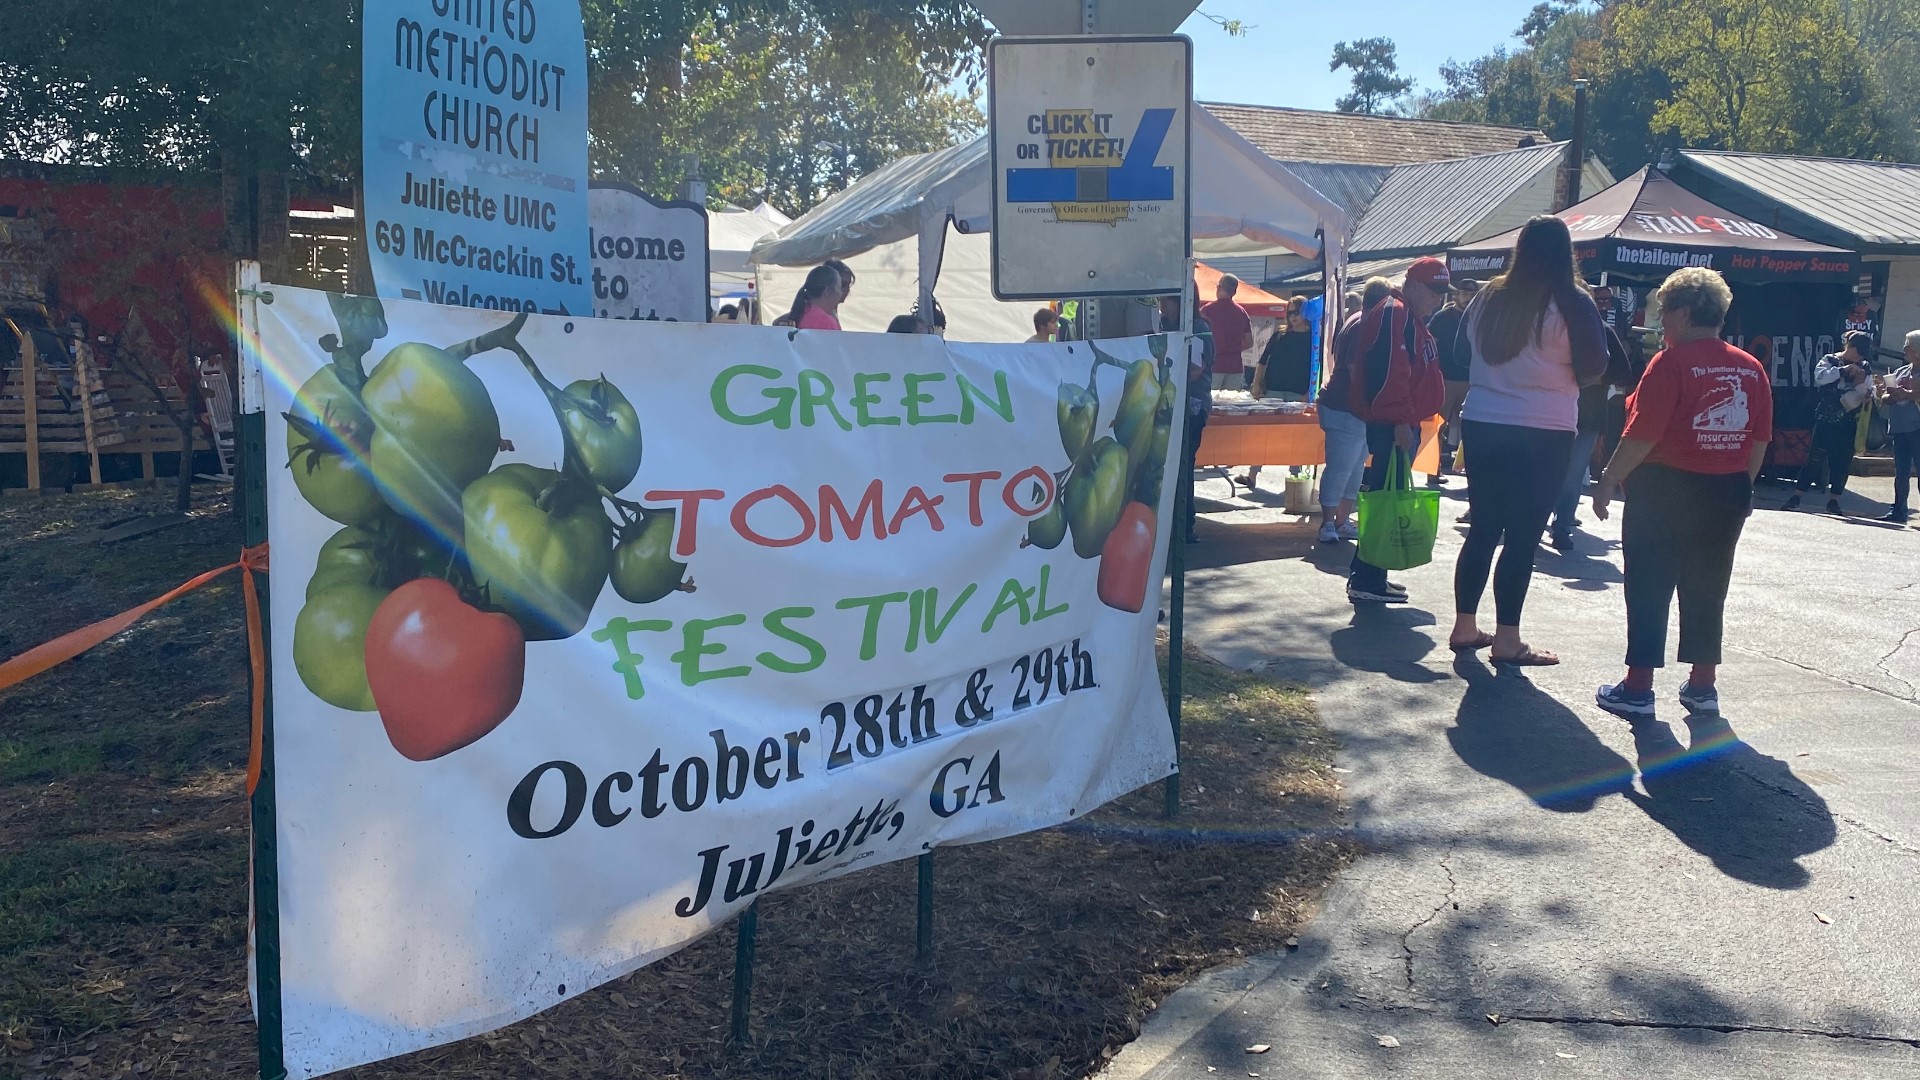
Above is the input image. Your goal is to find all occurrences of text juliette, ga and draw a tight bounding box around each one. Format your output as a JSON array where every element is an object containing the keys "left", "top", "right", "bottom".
[{"left": 676, "top": 797, "right": 908, "bottom": 917}]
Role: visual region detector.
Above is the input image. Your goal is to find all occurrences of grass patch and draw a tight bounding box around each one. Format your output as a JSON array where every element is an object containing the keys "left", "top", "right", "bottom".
[{"left": 0, "top": 488, "right": 1353, "bottom": 1080}]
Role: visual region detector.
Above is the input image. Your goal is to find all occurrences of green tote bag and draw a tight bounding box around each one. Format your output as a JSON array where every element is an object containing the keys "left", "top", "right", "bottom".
[{"left": 1355, "top": 450, "right": 1440, "bottom": 571}]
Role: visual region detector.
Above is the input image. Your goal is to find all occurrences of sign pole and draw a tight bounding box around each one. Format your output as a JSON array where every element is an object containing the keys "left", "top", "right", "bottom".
[
  {"left": 729, "top": 901, "right": 759, "bottom": 1048},
  {"left": 916, "top": 852, "right": 935, "bottom": 961},
  {"left": 1164, "top": 260, "right": 1193, "bottom": 819},
  {"left": 236, "top": 260, "right": 288, "bottom": 1080}
]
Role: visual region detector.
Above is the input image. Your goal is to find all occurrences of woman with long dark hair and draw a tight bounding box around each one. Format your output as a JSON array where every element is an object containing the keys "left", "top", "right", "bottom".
[
  {"left": 785, "top": 264, "right": 847, "bottom": 330},
  {"left": 1448, "top": 216, "right": 1608, "bottom": 664}
]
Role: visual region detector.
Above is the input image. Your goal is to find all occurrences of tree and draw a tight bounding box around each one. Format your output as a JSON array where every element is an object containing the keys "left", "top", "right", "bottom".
[
  {"left": 592, "top": 11, "right": 983, "bottom": 214},
  {"left": 1330, "top": 38, "right": 1414, "bottom": 114},
  {"left": 1599, "top": 0, "right": 1879, "bottom": 158},
  {"left": 0, "top": 1, "right": 988, "bottom": 183},
  {"left": 0, "top": 1, "right": 357, "bottom": 175},
  {"left": 1839, "top": 0, "right": 1920, "bottom": 160}
]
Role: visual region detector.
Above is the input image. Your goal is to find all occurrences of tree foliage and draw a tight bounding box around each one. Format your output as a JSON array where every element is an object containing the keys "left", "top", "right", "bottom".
[
  {"left": 1330, "top": 38, "right": 1415, "bottom": 115},
  {"left": 1416, "top": 0, "right": 1918, "bottom": 171},
  {"left": 0, "top": 0, "right": 988, "bottom": 204},
  {"left": 1602, "top": 0, "right": 1878, "bottom": 158},
  {"left": 591, "top": 10, "right": 982, "bottom": 214},
  {"left": 0, "top": 0, "right": 357, "bottom": 173}
]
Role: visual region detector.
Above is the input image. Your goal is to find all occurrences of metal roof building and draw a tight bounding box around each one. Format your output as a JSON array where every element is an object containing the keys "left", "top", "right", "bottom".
[
  {"left": 1670, "top": 150, "right": 1920, "bottom": 350},
  {"left": 1672, "top": 152, "right": 1920, "bottom": 253},
  {"left": 1263, "top": 142, "right": 1614, "bottom": 289},
  {"left": 1351, "top": 142, "right": 1613, "bottom": 257}
]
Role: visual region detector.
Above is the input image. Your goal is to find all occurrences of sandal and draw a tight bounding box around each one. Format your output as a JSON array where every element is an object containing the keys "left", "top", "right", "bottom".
[
  {"left": 1491, "top": 646, "right": 1560, "bottom": 667},
  {"left": 1448, "top": 633, "right": 1495, "bottom": 652}
]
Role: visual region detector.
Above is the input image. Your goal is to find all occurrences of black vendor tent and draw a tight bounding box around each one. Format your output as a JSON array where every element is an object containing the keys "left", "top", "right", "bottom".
[
  {"left": 1447, "top": 167, "right": 1859, "bottom": 283},
  {"left": 1449, "top": 167, "right": 1867, "bottom": 474}
]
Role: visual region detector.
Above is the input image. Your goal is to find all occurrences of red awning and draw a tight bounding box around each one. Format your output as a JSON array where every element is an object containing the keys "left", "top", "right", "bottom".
[{"left": 1195, "top": 260, "right": 1289, "bottom": 318}]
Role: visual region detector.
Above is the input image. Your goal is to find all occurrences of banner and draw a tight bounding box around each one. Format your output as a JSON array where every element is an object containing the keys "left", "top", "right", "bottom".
[
  {"left": 588, "top": 182, "right": 711, "bottom": 323},
  {"left": 256, "top": 286, "right": 1184, "bottom": 1077},
  {"left": 1725, "top": 280, "right": 1852, "bottom": 435},
  {"left": 362, "top": 0, "right": 593, "bottom": 315}
]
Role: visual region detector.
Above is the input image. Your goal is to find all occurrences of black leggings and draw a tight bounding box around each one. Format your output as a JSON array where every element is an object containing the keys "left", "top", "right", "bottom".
[
  {"left": 1454, "top": 420, "right": 1573, "bottom": 626},
  {"left": 1623, "top": 464, "right": 1750, "bottom": 667},
  {"left": 1796, "top": 419, "right": 1856, "bottom": 495}
]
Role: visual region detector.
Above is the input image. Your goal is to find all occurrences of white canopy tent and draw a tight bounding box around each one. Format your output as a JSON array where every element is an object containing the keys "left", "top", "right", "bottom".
[
  {"left": 708, "top": 207, "right": 787, "bottom": 307},
  {"left": 750, "top": 104, "right": 1351, "bottom": 341}
]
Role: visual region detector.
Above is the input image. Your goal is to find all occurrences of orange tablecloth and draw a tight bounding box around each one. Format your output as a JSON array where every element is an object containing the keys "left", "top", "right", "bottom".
[{"left": 1196, "top": 409, "right": 1441, "bottom": 473}]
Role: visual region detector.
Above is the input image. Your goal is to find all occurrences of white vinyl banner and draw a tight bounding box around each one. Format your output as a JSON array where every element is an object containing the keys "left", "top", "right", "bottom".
[{"left": 255, "top": 285, "right": 1185, "bottom": 1077}]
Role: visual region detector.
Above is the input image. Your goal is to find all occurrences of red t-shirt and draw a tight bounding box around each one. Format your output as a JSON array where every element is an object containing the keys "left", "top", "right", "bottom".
[
  {"left": 1622, "top": 337, "right": 1774, "bottom": 474},
  {"left": 1200, "top": 298, "right": 1250, "bottom": 374}
]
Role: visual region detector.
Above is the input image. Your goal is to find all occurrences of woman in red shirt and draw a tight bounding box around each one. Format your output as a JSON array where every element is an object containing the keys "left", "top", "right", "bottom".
[{"left": 1590, "top": 267, "right": 1772, "bottom": 720}]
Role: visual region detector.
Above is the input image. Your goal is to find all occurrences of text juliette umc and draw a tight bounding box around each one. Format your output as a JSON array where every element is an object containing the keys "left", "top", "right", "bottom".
[{"left": 399, "top": 172, "right": 558, "bottom": 231}]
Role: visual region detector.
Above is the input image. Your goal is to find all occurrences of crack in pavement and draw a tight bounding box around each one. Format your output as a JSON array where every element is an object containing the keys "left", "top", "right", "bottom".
[
  {"left": 1498, "top": 1012, "right": 1920, "bottom": 1048},
  {"left": 1398, "top": 841, "right": 1459, "bottom": 992},
  {"left": 1733, "top": 768, "right": 1920, "bottom": 857},
  {"left": 1725, "top": 641, "right": 1918, "bottom": 705},
  {"left": 1875, "top": 625, "right": 1920, "bottom": 699}
]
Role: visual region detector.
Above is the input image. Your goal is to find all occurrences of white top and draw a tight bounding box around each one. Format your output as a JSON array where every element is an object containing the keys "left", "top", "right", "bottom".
[{"left": 1460, "top": 298, "right": 1579, "bottom": 433}]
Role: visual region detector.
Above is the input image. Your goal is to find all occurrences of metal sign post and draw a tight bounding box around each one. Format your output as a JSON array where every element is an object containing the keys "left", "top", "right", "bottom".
[
  {"left": 236, "top": 259, "right": 288, "bottom": 1080},
  {"left": 980, "top": 0, "right": 1196, "bottom": 821}
]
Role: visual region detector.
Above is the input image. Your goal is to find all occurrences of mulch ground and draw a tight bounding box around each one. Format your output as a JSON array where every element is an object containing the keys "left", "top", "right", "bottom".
[{"left": 0, "top": 487, "right": 1355, "bottom": 1080}]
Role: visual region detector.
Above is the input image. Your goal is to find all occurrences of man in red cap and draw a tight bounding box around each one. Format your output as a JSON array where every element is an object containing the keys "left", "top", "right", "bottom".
[{"left": 1338, "top": 256, "right": 1450, "bottom": 603}]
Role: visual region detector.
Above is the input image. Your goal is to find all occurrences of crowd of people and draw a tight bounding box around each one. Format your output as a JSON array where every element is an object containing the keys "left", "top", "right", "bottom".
[
  {"left": 1310, "top": 214, "right": 1888, "bottom": 719},
  {"left": 751, "top": 240, "right": 1915, "bottom": 718}
]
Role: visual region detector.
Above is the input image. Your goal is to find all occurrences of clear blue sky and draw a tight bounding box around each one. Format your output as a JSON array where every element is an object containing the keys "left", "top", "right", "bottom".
[{"left": 1173, "top": 0, "right": 1545, "bottom": 109}]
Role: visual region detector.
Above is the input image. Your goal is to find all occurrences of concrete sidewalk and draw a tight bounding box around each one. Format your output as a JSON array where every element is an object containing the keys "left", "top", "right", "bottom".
[{"left": 1102, "top": 476, "right": 1920, "bottom": 1079}]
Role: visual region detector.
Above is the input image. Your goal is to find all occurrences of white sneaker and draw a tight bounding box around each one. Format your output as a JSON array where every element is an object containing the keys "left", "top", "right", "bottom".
[
  {"left": 1317, "top": 522, "right": 1339, "bottom": 543},
  {"left": 1337, "top": 520, "right": 1359, "bottom": 541}
]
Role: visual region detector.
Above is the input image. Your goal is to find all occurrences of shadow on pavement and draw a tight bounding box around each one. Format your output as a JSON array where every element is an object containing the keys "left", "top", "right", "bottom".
[
  {"left": 1534, "top": 536, "right": 1624, "bottom": 591},
  {"left": 1623, "top": 712, "right": 1836, "bottom": 890},
  {"left": 1184, "top": 520, "right": 1303, "bottom": 570},
  {"left": 1446, "top": 656, "right": 1636, "bottom": 813},
  {"left": 1329, "top": 605, "right": 1447, "bottom": 684}
]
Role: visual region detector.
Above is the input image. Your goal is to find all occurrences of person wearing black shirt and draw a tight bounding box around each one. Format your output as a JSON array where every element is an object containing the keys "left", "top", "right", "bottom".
[
  {"left": 1550, "top": 295, "right": 1636, "bottom": 551},
  {"left": 1239, "top": 301, "right": 1316, "bottom": 488},
  {"left": 1428, "top": 280, "right": 1475, "bottom": 481}
]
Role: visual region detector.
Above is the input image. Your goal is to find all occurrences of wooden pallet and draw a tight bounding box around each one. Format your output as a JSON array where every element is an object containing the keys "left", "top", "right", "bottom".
[{"left": 1, "top": 325, "right": 209, "bottom": 489}]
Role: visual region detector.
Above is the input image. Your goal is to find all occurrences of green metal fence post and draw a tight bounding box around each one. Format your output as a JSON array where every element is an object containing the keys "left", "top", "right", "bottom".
[
  {"left": 237, "top": 264, "right": 287, "bottom": 1080},
  {"left": 916, "top": 852, "right": 934, "bottom": 962},
  {"left": 1165, "top": 266, "right": 1195, "bottom": 821},
  {"left": 729, "top": 901, "right": 759, "bottom": 1049},
  {"left": 1165, "top": 429, "right": 1189, "bottom": 820}
]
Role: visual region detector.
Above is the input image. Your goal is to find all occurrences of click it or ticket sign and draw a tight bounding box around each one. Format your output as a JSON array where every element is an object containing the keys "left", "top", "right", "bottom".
[
  {"left": 988, "top": 35, "right": 1192, "bottom": 301},
  {"left": 363, "top": 0, "right": 594, "bottom": 316}
]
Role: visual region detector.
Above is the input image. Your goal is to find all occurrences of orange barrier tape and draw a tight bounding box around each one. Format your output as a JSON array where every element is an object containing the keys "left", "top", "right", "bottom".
[{"left": 0, "top": 543, "right": 271, "bottom": 794}]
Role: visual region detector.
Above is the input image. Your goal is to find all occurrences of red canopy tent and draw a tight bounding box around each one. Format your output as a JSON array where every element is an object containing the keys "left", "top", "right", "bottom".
[{"left": 1195, "top": 260, "right": 1289, "bottom": 318}]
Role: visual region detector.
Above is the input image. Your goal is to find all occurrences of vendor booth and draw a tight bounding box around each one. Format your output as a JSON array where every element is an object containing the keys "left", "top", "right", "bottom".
[
  {"left": 749, "top": 104, "right": 1350, "bottom": 342},
  {"left": 1448, "top": 167, "right": 1861, "bottom": 470},
  {"left": 1196, "top": 259, "right": 1290, "bottom": 361}
]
